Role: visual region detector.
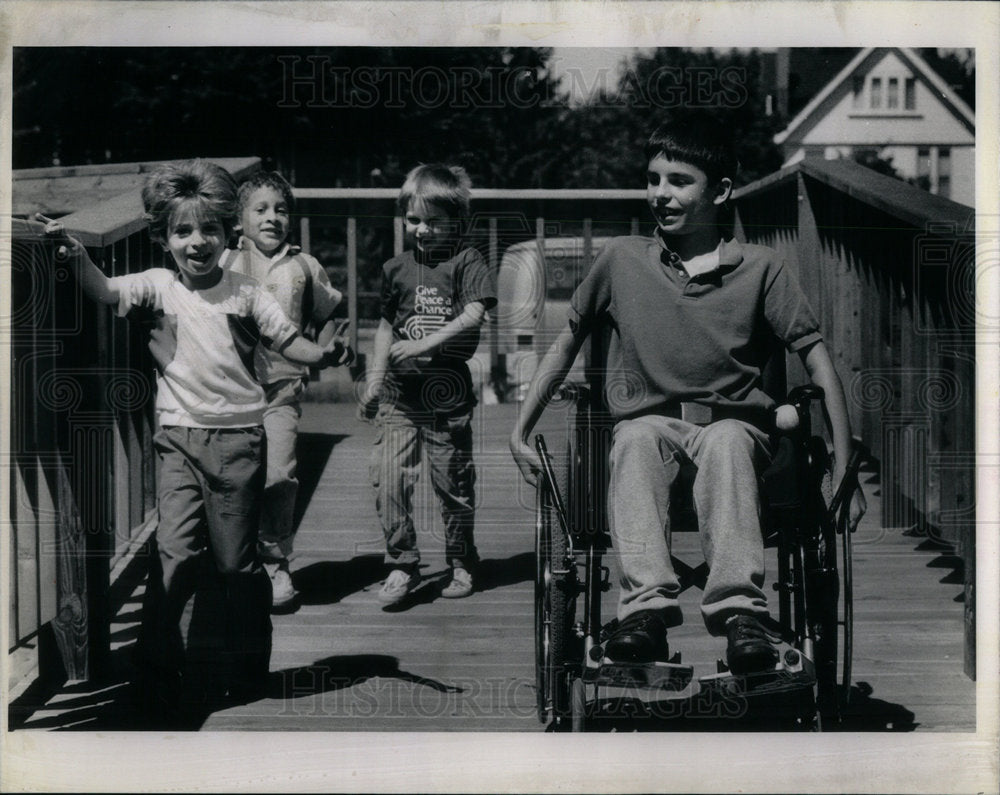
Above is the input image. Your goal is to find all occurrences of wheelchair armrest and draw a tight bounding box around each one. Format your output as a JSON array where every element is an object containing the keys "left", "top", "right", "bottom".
[
  {"left": 556, "top": 379, "right": 591, "bottom": 405},
  {"left": 786, "top": 384, "right": 825, "bottom": 405},
  {"left": 773, "top": 385, "right": 826, "bottom": 435}
]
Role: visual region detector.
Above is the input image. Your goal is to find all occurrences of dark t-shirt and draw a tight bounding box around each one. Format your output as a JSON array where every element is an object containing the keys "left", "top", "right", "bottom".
[
  {"left": 380, "top": 246, "right": 497, "bottom": 414},
  {"left": 569, "top": 235, "right": 822, "bottom": 421}
]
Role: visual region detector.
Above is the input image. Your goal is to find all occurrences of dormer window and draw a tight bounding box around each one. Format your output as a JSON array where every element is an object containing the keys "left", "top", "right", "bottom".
[{"left": 850, "top": 74, "right": 917, "bottom": 114}]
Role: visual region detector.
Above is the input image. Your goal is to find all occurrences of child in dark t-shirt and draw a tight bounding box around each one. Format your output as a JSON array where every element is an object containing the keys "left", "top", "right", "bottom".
[{"left": 361, "top": 164, "right": 497, "bottom": 606}]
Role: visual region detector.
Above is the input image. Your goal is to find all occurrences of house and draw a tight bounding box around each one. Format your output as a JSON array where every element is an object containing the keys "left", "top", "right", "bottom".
[{"left": 774, "top": 48, "right": 975, "bottom": 207}]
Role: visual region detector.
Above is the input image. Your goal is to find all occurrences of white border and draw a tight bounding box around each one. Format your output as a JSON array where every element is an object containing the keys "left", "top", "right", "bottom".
[{"left": 1, "top": 2, "right": 997, "bottom": 793}]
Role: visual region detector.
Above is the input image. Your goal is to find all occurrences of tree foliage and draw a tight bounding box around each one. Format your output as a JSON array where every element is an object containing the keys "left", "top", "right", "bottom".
[
  {"left": 543, "top": 48, "right": 784, "bottom": 189},
  {"left": 14, "top": 46, "right": 783, "bottom": 191}
]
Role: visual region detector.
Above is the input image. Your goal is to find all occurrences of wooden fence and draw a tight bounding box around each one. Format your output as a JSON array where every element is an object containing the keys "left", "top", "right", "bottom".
[{"left": 732, "top": 157, "right": 976, "bottom": 677}]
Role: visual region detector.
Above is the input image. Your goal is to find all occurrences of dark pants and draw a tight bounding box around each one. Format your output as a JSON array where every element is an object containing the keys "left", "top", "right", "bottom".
[{"left": 137, "top": 426, "right": 272, "bottom": 721}]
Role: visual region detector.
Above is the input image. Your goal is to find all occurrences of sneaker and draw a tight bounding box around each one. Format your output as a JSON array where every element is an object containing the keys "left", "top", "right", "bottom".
[
  {"left": 264, "top": 561, "right": 298, "bottom": 611},
  {"left": 603, "top": 609, "right": 670, "bottom": 663},
  {"left": 725, "top": 615, "right": 779, "bottom": 674},
  {"left": 378, "top": 567, "right": 420, "bottom": 606},
  {"left": 440, "top": 567, "right": 473, "bottom": 598}
]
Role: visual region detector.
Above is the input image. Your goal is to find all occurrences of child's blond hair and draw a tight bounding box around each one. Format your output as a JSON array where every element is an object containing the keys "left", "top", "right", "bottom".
[{"left": 397, "top": 163, "right": 472, "bottom": 223}]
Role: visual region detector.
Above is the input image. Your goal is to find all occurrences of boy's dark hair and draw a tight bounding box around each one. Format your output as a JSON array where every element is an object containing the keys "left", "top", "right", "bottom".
[
  {"left": 645, "top": 112, "right": 739, "bottom": 185},
  {"left": 397, "top": 163, "right": 472, "bottom": 222},
  {"left": 237, "top": 170, "right": 296, "bottom": 213},
  {"left": 142, "top": 159, "right": 239, "bottom": 244}
]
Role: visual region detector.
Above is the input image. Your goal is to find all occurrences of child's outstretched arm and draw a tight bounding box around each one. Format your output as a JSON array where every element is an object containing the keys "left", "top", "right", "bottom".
[
  {"left": 800, "top": 339, "right": 867, "bottom": 530},
  {"left": 387, "top": 300, "right": 489, "bottom": 366},
  {"left": 39, "top": 216, "right": 120, "bottom": 305},
  {"left": 278, "top": 333, "right": 353, "bottom": 369},
  {"left": 315, "top": 318, "right": 353, "bottom": 364},
  {"left": 509, "top": 322, "right": 587, "bottom": 486}
]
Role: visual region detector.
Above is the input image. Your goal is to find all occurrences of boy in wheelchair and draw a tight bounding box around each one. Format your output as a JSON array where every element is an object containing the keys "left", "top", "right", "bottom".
[{"left": 510, "top": 112, "right": 865, "bottom": 677}]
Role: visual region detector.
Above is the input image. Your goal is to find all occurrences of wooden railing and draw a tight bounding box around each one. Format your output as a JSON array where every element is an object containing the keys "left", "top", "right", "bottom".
[
  {"left": 732, "top": 157, "right": 976, "bottom": 678},
  {"left": 292, "top": 186, "right": 649, "bottom": 394},
  {"left": 8, "top": 156, "right": 976, "bottom": 686},
  {"left": 8, "top": 158, "right": 261, "bottom": 681}
]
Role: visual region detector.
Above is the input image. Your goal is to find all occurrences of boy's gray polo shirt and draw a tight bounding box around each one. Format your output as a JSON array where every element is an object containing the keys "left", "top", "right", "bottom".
[{"left": 568, "top": 235, "right": 822, "bottom": 421}]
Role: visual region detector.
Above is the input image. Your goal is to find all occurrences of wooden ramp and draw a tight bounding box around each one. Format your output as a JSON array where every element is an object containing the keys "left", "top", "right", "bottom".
[
  {"left": 9, "top": 402, "right": 975, "bottom": 732},
  {"left": 205, "top": 401, "right": 546, "bottom": 732}
]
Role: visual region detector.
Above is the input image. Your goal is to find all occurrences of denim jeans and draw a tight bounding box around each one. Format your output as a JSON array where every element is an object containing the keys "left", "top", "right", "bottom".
[
  {"left": 370, "top": 404, "right": 478, "bottom": 569},
  {"left": 258, "top": 378, "right": 305, "bottom": 563},
  {"left": 138, "top": 426, "right": 272, "bottom": 707},
  {"left": 608, "top": 415, "right": 773, "bottom": 636}
]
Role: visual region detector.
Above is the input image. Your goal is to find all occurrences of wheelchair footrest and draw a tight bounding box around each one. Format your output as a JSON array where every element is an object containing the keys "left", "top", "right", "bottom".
[
  {"left": 587, "top": 660, "right": 694, "bottom": 691},
  {"left": 698, "top": 645, "right": 815, "bottom": 699}
]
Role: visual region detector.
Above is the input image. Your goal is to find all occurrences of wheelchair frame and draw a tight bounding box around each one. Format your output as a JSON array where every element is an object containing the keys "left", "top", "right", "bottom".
[{"left": 533, "top": 381, "right": 863, "bottom": 731}]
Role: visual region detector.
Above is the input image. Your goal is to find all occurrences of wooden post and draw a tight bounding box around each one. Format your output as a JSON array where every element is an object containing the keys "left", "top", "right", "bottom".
[
  {"left": 964, "top": 521, "right": 976, "bottom": 679},
  {"left": 488, "top": 217, "right": 502, "bottom": 401},
  {"left": 795, "top": 173, "right": 830, "bottom": 442},
  {"left": 393, "top": 216, "right": 404, "bottom": 257},
  {"left": 535, "top": 217, "right": 545, "bottom": 362},
  {"left": 347, "top": 216, "right": 358, "bottom": 358},
  {"left": 299, "top": 216, "right": 311, "bottom": 254}
]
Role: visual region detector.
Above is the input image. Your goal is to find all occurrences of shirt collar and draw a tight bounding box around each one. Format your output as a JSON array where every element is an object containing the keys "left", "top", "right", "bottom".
[
  {"left": 718, "top": 238, "right": 744, "bottom": 268},
  {"left": 655, "top": 233, "right": 744, "bottom": 274}
]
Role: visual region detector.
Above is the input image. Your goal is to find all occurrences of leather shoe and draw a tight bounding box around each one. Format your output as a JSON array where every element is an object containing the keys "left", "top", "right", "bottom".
[
  {"left": 604, "top": 610, "right": 670, "bottom": 663},
  {"left": 725, "top": 615, "right": 779, "bottom": 674}
]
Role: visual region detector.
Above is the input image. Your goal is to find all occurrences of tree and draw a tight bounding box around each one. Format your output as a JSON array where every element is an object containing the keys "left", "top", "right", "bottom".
[
  {"left": 12, "top": 47, "right": 569, "bottom": 188},
  {"left": 918, "top": 48, "right": 974, "bottom": 111},
  {"left": 536, "top": 48, "right": 785, "bottom": 190}
]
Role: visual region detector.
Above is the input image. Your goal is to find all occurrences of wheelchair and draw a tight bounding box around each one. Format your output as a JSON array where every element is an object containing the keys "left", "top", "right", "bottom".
[{"left": 532, "top": 338, "right": 863, "bottom": 732}]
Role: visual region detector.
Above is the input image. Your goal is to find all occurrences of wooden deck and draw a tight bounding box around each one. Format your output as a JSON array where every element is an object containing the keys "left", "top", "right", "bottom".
[{"left": 9, "top": 401, "right": 975, "bottom": 732}]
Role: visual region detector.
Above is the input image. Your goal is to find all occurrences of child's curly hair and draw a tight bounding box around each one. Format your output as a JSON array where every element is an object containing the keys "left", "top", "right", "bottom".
[
  {"left": 142, "top": 160, "right": 239, "bottom": 244},
  {"left": 237, "top": 170, "right": 295, "bottom": 213},
  {"left": 397, "top": 163, "right": 472, "bottom": 222}
]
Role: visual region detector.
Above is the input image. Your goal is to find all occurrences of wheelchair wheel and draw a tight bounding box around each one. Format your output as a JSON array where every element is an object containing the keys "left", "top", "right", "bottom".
[
  {"left": 534, "top": 446, "right": 576, "bottom": 726},
  {"left": 806, "top": 436, "right": 852, "bottom": 726}
]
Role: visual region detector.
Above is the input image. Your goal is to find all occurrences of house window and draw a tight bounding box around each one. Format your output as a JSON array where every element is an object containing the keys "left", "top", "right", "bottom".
[
  {"left": 904, "top": 78, "right": 916, "bottom": 110},
  {"left": 938, "top": 147, "right": 951, "bottom": 199},
  {"left": 852, "top": 76, "right": 864, "bottom": 109},
  {"left": 916, "top": 147, "right": 932, "bottom": 192},
  {"left": 887, "top": 78, "right": 899, "bottom": 109},
  {"left": 870, "top": 78, "right": 882, "bottom": 109}
]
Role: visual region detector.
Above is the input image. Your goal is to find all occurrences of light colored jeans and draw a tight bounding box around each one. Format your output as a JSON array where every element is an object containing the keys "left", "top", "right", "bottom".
[
  {"left": 258, "top": 379, "right": 305, "bottom": 563},
  {"left": 370, "top": 404, "right": 478, "bottom": 569},
  {"left": 608, "top": 415, "right": 773, "bottom": 636}
]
